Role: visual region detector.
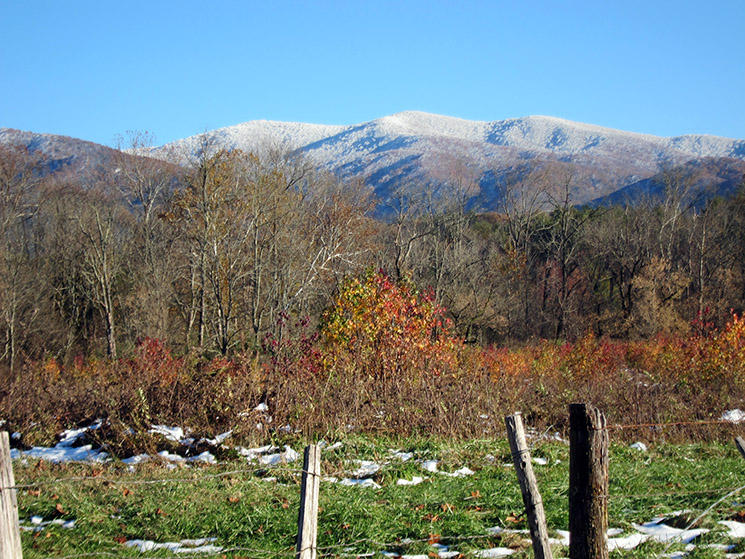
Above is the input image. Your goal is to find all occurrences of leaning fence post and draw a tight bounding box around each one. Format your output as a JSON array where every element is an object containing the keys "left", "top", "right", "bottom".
[
  {"left": 296, "top": 444, "right": 321, "bottom": 559},
  {"left": 505, "top": 413, "right": 554, "bottom": 559},
  {"left": 735, "top": 436, "right": 745, "bottom": 461},
  {"left": 569, "top": 404, "right": 608, "bottom": 559},
  {"left": 0, "top": 432, "right": 22, "bottom": 559}
]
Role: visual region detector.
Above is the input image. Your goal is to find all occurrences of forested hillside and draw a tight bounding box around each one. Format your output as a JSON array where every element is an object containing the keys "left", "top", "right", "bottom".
[{"left": 1, "top": 134, "right": 744, "bottom": 372}]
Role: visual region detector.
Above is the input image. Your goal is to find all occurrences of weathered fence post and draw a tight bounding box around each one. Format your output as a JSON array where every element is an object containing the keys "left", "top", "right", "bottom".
[
  {"left": 569, "top": 404, "right": 608, "bottom": 559},
  {"left": 735, "top": 436, "right": 745, "bottom": 461},
  {"left": 296, "top": 444, "right": 321, "bottom": 559},
  {"left": 0, "top": 432, "right": 22, "bottom": 559},
  {"left": 505, "top": 413, "right": 554, "bottom": 559}
]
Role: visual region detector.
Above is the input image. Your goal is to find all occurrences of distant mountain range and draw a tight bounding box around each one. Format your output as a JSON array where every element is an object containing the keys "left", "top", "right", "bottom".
[{"left": 3, "top": 112, "right": 745, "bottom": 213}]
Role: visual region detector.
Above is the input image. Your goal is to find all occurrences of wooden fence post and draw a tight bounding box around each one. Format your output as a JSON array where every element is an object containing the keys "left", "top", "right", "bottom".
[
  {"left": 0, "top": 432, "right": 22, "bottom": 559},
  {"left": 296, "top": 444, "right": 321, "bottom": 559},
  {"left": 569, "top": 404, "right": 608, "bottom": 559},
  {"left": 735, "top": 436, "right": 745, "bottom": 461},
  {"left": 505, "top": 413, "right": 554, "bottom": 559}
]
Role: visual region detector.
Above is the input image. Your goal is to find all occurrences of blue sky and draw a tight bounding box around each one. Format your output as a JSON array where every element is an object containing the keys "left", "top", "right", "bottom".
[{"left": 2, "top": 0, "right": 743, "bottom": 146}]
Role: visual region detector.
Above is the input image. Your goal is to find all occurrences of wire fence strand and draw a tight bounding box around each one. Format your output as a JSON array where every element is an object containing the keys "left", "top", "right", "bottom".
[{"left": 608, "top": 419, "right": 744, "bottom": 430}]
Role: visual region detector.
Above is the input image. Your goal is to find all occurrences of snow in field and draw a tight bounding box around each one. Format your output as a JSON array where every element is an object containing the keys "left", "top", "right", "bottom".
[{"left": 9, "top": 415, "right": 745, "bottom": 558}]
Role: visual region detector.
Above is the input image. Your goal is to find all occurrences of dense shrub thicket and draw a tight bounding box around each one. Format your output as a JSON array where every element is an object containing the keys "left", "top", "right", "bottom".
[{"left": 3, "top": 271, "right": 745, "bottom": 451}]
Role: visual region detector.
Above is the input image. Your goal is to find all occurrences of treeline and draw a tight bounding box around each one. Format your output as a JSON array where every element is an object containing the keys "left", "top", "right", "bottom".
[{"left": 1, "top": 136, "right": 745, "bottom": 374}]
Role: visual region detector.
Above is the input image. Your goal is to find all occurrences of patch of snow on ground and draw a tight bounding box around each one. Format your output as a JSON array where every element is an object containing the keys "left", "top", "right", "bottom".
[
  {"left": 258, "top": 445, "right": 299, "bottom": 465},
  {"left": 122, "top": 453, "right": 151, "bottom": 465},
  {"left": 202, "top": 430, "right": 232, "bottom": 446},
  {"left": 237, "top": 444, "right": 277, "bottom": 460},
  {"left": 722, "top": 409, "right": 745, "bottom": 423},
  {"left": 421, "top": 461, "right": 474, "bottom": 477},
  {"left": 556, "top": 530, "right": 571, "bottom": 546},
  {"left": 397, "top": 476, "right": 425, "bottom": 486},
  {"left": 318, "top": 440, "right": 343, "bottom": 451},
  {"left": 125, "top": 538, "right": 222, "bottom": 554},
  {"left": 149, "top": 425, "right": 185, "bottom": 442},
  {"left": 12, "top": 444, "right": 108, "bottom": 463},
  {"left": 441, "top": 467, "right": 475, "bottom": 477},
  {"left": 157, "top": 450, "right": 216, "bottom": 464},
  {"left": 630, "top": 442, "right": 648, "bottom": 451},
  {"left": 607, "top": 533, "right": 649, "bottom": 551},
  {"left": 390, "top": 450, "right": 414, "bottom": 461},
  {"left": 58, "top": 419, "right": 103, "bottom": 446},
  {"left": 12, "top": 419, "right": 110, "bottom": 463},
  {"left": 20, "top": 517, "right": 76, "bottom": 532},
  {"left": 721, "top": 521, "right": 745, "bottom": 538},
  {"left": 350, "top": 460, "right": 381, "bottom": 477},
  {"left": 472, "top": 547, "right": 516, "bottom": 557},
  {"left": 324, "top": 476, "right": 381, "bottom": 489},
  {"left": 632, "top": 519, "right": 708, "bottom": 544}
]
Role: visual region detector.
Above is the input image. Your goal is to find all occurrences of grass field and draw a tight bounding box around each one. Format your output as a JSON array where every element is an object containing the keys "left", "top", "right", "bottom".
[{"left": 12, "top": 435, "right": 745, "bottom": 559}]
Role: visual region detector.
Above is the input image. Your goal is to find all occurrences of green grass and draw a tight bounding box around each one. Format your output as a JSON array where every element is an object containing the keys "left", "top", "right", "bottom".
[{"left": 13, "top": 436, "right": 745, "bottom": 558}]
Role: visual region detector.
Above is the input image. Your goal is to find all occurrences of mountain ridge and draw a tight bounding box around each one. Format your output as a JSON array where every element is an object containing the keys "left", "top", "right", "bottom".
[
  {"left": 3, "top": 112, "right": 744, "bottom": 212},
  {"left": 159, "top": 111, "right": 745, "bottom": 158},
  {"left": 157, "top": 111, "right": 743, "bottom": 210}
]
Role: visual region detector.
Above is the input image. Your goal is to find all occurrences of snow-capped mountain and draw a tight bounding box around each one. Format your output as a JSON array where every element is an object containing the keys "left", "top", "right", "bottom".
[
  {"left": 3, "top": 112, "right": 744, "bottom": 212},
  {"left": 157, "top": 111, "right": 745, "bottom": 209}
]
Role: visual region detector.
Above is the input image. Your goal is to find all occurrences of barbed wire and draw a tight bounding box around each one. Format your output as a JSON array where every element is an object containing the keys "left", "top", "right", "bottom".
[
  {"left": 35, "top": 546, "right": 296, "bottom": 559},
  {"left": 9, "top": 463, "right": 361, "bottom": 491},
  {"left": 608, "top": 419, "right": 744, "bottom": 430},
  {"left": 609, "top": 485, "right": 745, "bottom": 500}
]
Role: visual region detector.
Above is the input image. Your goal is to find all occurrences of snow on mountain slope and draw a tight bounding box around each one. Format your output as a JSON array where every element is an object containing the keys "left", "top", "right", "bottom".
[
  {"left": 151, "top": 112, "right": 745, "bottom": 209},
  {"left": 4, "top": 112, "right": 743, "bottom": 212},
  {"left": 0, "top": 127, "right": 126, "bottom": 174},
  {"left": 159, "top": 111, "right": 744, "bottom": 162},
  {"left": 161, "top": 119, "right": 348, "bottom": 157}
]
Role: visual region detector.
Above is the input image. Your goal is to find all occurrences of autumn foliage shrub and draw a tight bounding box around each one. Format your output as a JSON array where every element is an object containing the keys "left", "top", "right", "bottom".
[
  {"left": 625, "top": 313, "right": 745, "bottom": 414},
  {"left": 308, "top": 270, "right": 466, "bottom": 431},
  {"left": 321, "top": 269, "right": 459, "bottom": 382}
]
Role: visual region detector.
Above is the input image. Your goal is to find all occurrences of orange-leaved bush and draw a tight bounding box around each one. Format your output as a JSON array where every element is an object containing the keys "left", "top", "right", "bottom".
[
  {"left": 321, "top": 269, "right": 460, "bottom": 384},
  {"left": 690, "top": 313, "right": 745, "bottom": 396}
]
